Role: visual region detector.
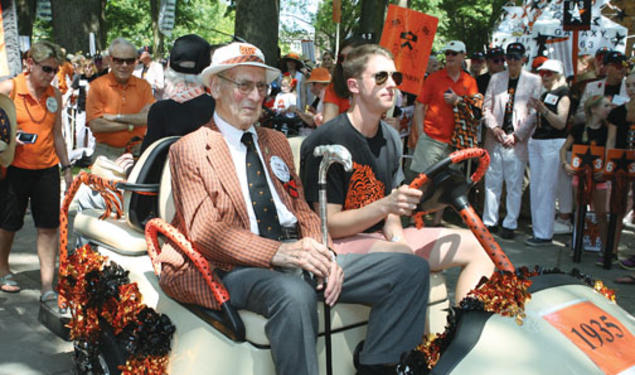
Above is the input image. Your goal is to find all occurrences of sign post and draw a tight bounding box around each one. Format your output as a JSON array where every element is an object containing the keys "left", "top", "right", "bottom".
[{"left": 563, "top": 0, "right": 591, "bottom": 81}]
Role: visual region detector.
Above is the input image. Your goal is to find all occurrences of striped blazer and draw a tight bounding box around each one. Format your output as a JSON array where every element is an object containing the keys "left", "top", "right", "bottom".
[{"left": 158, "top": 120, "right": 323, "bottom": 310}]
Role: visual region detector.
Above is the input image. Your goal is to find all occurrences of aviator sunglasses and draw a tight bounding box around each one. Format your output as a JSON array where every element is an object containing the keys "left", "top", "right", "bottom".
[
  {"left": 111, "top": 57, "right": 137, "bottom": 65},
  {"left": 372, "top": 71, "right": 403, "bottom": 86},
  {"left": 37, "top": 63, "right": 59, "bottom": 74}
]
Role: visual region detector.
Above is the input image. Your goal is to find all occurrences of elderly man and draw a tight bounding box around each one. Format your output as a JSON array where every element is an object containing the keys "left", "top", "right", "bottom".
[
  {"left": 481, "top": 42, "right": 542, "bottom": 239},
  {"left": 86, "top": 38, "right": 155, "bottom": 160},
  {"left": 157, "top": 42, "right": 430, "bottom": 375},
  {"left": 409, "top": 40, "right": 479, "bottom": 225}
]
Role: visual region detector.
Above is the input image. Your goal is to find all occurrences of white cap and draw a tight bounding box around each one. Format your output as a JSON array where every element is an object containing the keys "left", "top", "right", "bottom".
[
  {"left": 443, "top": 40, "right": 466, "bottom": 53},
  {"left": 199, "top": 42, "right": 281, "bottom": 88},
  {"left": 537, "top": 59, "right": 564, "bottom": 75}
]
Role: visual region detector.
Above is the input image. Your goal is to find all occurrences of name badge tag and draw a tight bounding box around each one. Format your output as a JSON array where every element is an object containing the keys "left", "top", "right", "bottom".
[
  {"left": 544, "top": 93, "right": 558, "bottom": 106},
  {"left": 270, "top": 155, "right": 290, "bottom": 182}
]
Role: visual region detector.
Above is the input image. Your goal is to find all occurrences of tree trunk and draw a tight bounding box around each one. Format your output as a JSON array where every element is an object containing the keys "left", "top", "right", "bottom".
[
  {"left": 16, "top": 0, "right": 36, "bottom": 38},
  {"left": 235, "top": 0, "right": 280, "bottom": 67},
  {"left": 359, "top": 0, "right": 387, "bottom": 43},
  {"left": 149, "top": 0, "right": 164, "bottom": 56},
  {"left": 50, "top": 0, "right": 104, "bottom": 53}
]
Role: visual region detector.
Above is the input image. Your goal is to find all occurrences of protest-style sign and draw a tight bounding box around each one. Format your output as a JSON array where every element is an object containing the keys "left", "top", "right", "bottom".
[{"left": 379, "top": 5, "right": 438, "bottom": 95}]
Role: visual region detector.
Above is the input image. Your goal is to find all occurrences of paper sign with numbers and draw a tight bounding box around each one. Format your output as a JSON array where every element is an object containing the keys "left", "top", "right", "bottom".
[
  {"left": 571, "top": 145, "right": 604, "bottom": 172},
  {"left": 604, "top": 149, "right": 635, "bottom": 178},
  {"left": 543, "top": 301, "right": 635, "bottom": 375}
]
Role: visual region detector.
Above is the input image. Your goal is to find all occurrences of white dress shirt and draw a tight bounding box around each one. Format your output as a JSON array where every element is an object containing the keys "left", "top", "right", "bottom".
[{"left": 214, "top": 112, "right": 298, "bottom": 235}]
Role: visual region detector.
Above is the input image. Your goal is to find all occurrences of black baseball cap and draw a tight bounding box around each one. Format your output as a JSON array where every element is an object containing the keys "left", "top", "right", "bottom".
[
  {"left": 603, "top": 50, "right": 627, "bottom": 67},
  {"left": 169, "top": 34, "right": 212, "bottom": 74},
  {"left": 471, "top": 51, "right": 485, "bottom": 60},
  {"left": 486, "top": 46, "right": 504, "bottom": 59},
  {"left": 595, "top": 47, "right": 610, "bottom": 58},
  {"left": 506, "top": 42, "right": 526, "bottom": 58}
]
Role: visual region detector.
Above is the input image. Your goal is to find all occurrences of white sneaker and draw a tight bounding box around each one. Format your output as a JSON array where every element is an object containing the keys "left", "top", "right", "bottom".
[{"left": 553, "top": 219, "right": 573, "bottom": 235}]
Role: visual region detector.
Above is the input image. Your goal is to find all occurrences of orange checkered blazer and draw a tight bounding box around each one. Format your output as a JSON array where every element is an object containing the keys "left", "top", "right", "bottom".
[{"left": 158, "top": 120, "right": 323, "bottom": 310}]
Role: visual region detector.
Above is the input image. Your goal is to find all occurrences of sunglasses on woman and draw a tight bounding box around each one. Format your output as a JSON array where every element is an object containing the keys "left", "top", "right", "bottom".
[
  {"left": 444, "top": 51, "right": 460, "bottom": 56},
  {"left": 37, "top": 63, "right": 59, "bottom": 74},
  {"left": 372, "top": 71, "right": 403, "bottom": 86}
]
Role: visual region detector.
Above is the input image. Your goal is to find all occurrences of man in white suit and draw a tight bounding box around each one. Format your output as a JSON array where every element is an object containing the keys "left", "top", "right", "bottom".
[{"left": 482, "top": 42, "right": 542, "bottom": 239}]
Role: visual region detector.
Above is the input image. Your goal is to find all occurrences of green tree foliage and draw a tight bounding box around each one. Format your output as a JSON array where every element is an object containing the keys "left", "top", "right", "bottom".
[
  {"left": 409, "top": 0, "right": 508, "bottom": 54},
  {"left": 314, "top": 0, "right": 362, "bottom": 52}
]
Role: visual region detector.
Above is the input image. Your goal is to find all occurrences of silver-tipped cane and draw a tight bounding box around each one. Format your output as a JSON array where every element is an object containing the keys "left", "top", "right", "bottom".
[{"left": 313, "top": 144, "right": 353, "bottom": 375}]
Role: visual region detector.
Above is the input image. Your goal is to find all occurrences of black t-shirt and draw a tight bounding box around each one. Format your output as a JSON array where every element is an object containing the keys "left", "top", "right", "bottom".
[
  {"left": 570, "top": 123, "right": 608, "bottom": 147},
  {"left": 502, "top": 77, "right": 519, "bottom": 133},
  {"left": 141, "top": 94, "right": 215, "bottom": 154},
  {"left": 604, "top": 83, "right": 621, "bottom": 98},
  {"left": 533, "top": 86, "right": 570, "bottom": 139},
  {"left": 300, "top": 113, "right": 404, "bottom": 233},
  {"left": 608, "top": 105, "right": 635, "bottom": 149},
  {"left": 476, "top": 72, "right": 491, "bottom": 95}
]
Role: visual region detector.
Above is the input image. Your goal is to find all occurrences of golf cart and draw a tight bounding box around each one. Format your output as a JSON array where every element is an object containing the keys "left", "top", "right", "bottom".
[{"left": 52, "top": 137, "right": 634, "bottom": 374}]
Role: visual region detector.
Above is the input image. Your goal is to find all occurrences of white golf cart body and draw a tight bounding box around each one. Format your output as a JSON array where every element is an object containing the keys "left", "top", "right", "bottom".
[{"left": 72, "top": 136, "right": 450, "bottom": 374}]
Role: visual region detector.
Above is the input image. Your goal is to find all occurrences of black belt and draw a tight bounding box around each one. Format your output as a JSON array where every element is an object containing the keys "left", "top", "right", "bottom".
[{"left": 280, "top": 224, "right": 299, "bottom": 242}]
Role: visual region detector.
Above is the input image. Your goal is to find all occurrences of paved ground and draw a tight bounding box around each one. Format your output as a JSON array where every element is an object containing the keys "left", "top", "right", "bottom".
[{"left": 0, "top": 211, "right": 633, "bottom": 375}]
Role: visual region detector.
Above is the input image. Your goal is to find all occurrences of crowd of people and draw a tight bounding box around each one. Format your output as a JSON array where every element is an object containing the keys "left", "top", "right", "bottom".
[{"left": 0, "top": 30, "right": 633, "bottom": 375}]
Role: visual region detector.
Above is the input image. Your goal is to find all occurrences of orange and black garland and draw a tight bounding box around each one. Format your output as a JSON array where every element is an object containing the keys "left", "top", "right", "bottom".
[
  {"left": 58, "top": 243, "right": 174, "bottom": 374},
  {"left": 396, "top": 266, "right": 616, "bottom": 374}
]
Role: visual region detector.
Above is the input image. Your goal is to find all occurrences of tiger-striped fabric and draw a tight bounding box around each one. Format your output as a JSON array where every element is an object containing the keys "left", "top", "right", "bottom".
[{"left": 158, "top": 120, "right": 323, "bottom": 310}]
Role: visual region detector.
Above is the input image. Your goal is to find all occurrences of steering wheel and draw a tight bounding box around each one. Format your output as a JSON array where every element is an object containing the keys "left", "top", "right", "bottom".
[{"left": 408, "top": 147, "right": 514, "bottom": 272}]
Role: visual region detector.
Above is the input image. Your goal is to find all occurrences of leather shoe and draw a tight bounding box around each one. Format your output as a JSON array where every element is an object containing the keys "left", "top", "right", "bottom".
[
  {"left": 486, "top": 225, "right": 498, "bottom": 234},
  {"left": 499, "top": 226, "right": 515, "bottom": 239}
]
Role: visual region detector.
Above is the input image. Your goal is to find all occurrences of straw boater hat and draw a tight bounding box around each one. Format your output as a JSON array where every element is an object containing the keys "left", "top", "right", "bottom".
[
  {"left": 199, "top": 42, "right": 281, "bottom": 87},
  {"left": 0, "top": 94, "right": 17, "bottom": 168}
]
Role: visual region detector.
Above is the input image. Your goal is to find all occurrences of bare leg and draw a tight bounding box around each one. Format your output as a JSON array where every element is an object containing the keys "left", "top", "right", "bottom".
[
  {"left": 414, "top": 228, "right": 495, "bottom": 304},
  {"left": 0, "top": 228, "right": 16, "bottom": 276},
  {"left": 0, "top": 229, "right": 19, "bottom": 292},
  {"left": 36, "top": 228, "right": 58, "bottom": 294},
  {"left": 592, "top": 190, "right": 609, "bottom": 255}
]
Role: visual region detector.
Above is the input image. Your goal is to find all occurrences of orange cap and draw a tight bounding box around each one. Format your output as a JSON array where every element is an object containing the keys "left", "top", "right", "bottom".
[
  {"left": 531, "top": 56, "right": 548, "bottom": 70},
  {"left": 306, "top": 67, "right": 332, "bottom": 83}
]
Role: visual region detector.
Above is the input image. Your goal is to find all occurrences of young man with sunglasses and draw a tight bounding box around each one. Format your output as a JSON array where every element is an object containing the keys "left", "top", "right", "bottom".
[
  {"left": 301, "top": 44, "right": 493, "bottom": 306},
  {"left": 160, "top": 42, "right": 430, "bottom": 375},
  {"left": 482, "top": 42, "right": 542, "bottom": 239},
  {"left": 476, "top": 47, "right": 506, "bottom": 96},
  {"left": 409, "top": 40, "right": 478, "bottom": 226},
  {"left": 85, "top": 37, "right": 155, "bottom": 161}
]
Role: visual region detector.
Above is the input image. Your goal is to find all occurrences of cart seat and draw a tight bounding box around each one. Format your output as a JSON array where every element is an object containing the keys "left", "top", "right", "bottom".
[{"left": 73, "top": 136, "right": 180, "bottom": 255}]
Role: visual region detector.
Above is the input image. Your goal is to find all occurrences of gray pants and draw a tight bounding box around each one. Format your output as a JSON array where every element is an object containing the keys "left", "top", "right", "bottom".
[{"left": 222, "top": 252, "right": 430, "bottom": 375}]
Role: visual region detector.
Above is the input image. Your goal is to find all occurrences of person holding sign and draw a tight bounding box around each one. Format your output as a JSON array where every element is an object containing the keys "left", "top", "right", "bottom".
[
  {"left": 525, "top": 59, "right": 571, "bottom": 246},
  {"left": 560, "top": 95, "right": 616, "bottom": 260}
]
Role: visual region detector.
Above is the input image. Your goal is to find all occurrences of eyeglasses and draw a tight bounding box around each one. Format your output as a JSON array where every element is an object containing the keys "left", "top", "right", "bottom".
[
  {"left": 505, "top": 54, "right": 522, "bottom": 61},
  {"left": 37, "top": 63, "right": 59, "bottom": 74},
  {"left": 111, "top": 57, "right": 137, "bottom": 65},
  {"left": 372, "top": 71, "right": 403, "bottom": 86},
  {"left": 218, "top": 74, "right": 269, "bottom": 95},
  {"left": 444, "top": 51, "right": 460, "bottom": 56}
]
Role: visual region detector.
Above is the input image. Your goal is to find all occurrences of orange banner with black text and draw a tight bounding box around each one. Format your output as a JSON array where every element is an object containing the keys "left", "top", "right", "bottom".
[{"left": 379, "top": 5, "right": 438, "bottom": 96}]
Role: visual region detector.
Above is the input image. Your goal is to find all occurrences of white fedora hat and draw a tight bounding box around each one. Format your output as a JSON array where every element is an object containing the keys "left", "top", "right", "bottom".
[{"left": 199, "top": 42, "right": 280, "bottom": 87}]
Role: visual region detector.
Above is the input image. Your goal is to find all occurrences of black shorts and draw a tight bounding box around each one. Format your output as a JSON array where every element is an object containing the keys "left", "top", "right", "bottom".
[{"left": 0, "top": 166, "right": 60, "bottom": 230}]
